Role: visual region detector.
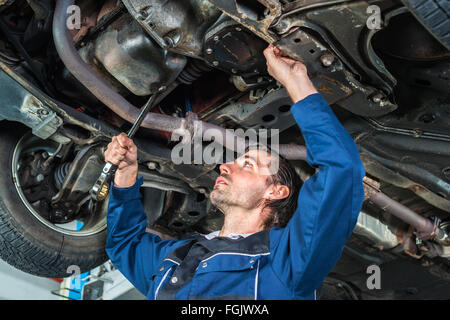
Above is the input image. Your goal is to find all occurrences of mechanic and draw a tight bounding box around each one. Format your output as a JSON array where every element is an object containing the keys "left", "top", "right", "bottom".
[{"left": 104, "top": 43, "right": 366, "bottom": 300}]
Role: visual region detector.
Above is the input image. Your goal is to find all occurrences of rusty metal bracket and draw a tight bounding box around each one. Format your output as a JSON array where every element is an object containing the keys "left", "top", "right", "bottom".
[
  {"left": 363, "top": 176, "right": 381, "bottom": 200},
  {"left": 208, "top": 0, "right": 282, "bottom": 43},
  {"left": 0, "top": 67, "right": 63, "bottom": 139}
]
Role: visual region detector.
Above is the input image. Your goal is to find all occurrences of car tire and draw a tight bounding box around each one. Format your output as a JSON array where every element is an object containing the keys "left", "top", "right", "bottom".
[
  {"left": 401, "top": 0, "right": 450, "bottom": 49},
  {"left": 0, "top": 122, "right": 108, "bottom": 277}
]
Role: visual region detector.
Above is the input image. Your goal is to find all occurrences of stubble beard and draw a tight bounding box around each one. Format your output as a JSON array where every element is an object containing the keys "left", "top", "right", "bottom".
[
  {"left": 210, "top": 186, "right": 233, "bottom": 214},
  {"left": 210, "top": 184, "right": 265, "bottom": 215}
]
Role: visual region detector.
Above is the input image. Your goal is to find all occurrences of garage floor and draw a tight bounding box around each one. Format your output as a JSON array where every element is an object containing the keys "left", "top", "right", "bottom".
[{"left": 0, "top": 259, "right": 60, "bottom": 300}]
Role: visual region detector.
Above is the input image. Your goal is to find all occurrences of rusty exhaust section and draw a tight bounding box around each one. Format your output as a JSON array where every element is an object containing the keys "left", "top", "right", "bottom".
[
  {"left": 280, "top": 145, "right": 450, "bottom": 246},
  {"left": 53, "top": 0, "right": 448, "bottom": 247},
  {"left": 363, "top": 178, "right": 449, "bottom": 245}
]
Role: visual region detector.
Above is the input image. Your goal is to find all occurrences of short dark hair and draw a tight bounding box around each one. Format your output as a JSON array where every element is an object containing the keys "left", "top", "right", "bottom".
[{"left": 262, "top": 153, "right": 303, "bottom": 228}]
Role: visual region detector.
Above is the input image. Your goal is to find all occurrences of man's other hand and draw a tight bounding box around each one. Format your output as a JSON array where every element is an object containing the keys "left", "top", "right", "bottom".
[
  {"left": 263, "top": 43, "right": 318, "bottom": 103},
  {"left": 104, "top": 133, "right": 138, "bottom": 188}
]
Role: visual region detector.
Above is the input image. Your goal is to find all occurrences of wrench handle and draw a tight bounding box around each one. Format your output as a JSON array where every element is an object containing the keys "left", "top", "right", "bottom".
[{"left": 91, "top": 86, "right": 166, "bottom": 201}]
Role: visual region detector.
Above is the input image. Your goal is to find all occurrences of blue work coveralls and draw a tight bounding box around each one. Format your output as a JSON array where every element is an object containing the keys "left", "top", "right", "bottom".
[{"left": 105, "top": 93, "right": 366, "bottom": 300}]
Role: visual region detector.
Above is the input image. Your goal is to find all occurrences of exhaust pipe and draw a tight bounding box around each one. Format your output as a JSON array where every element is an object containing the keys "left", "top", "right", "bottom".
[{"left": 280, "top": 146, "right": 449, "bottom": 246}]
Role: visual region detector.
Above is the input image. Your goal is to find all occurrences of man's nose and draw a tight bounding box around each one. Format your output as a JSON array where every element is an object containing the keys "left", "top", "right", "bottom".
[{"left": 219, "top": 162, "right": 233, "bottom": 175}]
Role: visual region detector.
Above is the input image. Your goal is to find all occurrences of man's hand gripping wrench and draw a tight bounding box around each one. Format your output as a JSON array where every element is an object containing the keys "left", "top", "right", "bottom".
[{"left": 90, "top": 86, "right": 166, "bottom": 201}]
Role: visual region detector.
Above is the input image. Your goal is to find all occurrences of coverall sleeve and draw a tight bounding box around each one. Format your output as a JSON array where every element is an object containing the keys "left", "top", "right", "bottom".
[
  {"left": 269, "top": 93, "right": 366, "bottom": 298},
  {"left": 105, "top": 177, "right": 187, "bottom": 295}
]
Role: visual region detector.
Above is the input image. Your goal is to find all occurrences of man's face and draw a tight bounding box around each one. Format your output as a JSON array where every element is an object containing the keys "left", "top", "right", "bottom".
[{"left": 210, "top": 149, "right": 276, "bottom": 213}]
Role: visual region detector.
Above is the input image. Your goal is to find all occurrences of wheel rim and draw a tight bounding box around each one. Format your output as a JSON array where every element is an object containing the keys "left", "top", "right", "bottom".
[{"left": 11, "top": 133, "right": 107, "bottom": 237}]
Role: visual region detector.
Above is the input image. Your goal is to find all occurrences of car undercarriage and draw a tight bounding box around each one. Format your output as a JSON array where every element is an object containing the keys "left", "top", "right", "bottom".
[{"left": 0, "top": 0, "right": 449, "bottom": 299}]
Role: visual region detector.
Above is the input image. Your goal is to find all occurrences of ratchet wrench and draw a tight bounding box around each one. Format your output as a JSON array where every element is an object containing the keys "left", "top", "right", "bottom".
[{"left": 90, "top": 86, "right": 166, "bottom": 201}]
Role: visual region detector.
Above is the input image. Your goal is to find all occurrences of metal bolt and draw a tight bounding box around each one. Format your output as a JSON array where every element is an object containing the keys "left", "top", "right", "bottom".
[
  {"left": 235, "top": 27, "right": 242, "bottom": 32},
  {"left": 231, "top": 68, "right": 237, "bottom": 74},
  {"left": 164, "top": 36, "right": 175, "bottom": 48},
  {"left": 138, "top": 9, "right": 148, "bottom": 20},
  {"left": 213, "top": 35, "right": 219, "bottom": 41},
  {"left": 206, "top": 48, "right": 213, "bottom": 54},
  {"left": 171, "top": 276, "right": 178, "bottom": 284},
  {"left": 147, "top": 162, "right": 158, "bottom": 170},
  {"left": 320, "top": 54, "right": 334, "bottom": 67},
  {"left": 36, "top": 174, "right": 44, "bottom": 182},
  {"left": 40, "top": 109, "right": 49, "bottom": 115},
  {"left": 371, "top": 93, "right": 385, "bottom": 103},
  {"left": 202, "top": 262, "right": 208, "bottom": 268},
  {"left": 198, "top": 187, "right": 207, "bottom": 194},
  {"left": 443, "top": 167, "right": 450, "bottom": 180},
  {"left": 212, "top": 61, "right": 219, "bottom": 66}
]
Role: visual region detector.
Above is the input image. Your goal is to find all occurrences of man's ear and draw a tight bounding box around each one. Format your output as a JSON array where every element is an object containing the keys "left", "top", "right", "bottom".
[{"left": 265, "top": 184, "right": 290, "bottom": 201}]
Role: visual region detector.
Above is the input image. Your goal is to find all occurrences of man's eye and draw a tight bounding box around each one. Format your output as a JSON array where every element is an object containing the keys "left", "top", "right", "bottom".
[{"left": 244, "top": 161, "right": 252, "bottom": 168}]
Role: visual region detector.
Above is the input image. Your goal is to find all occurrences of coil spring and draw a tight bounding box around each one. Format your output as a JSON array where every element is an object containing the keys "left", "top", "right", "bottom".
[
  {"left": 54, "top": 162, "right": 72, "bottom": 190},
  {"left": 177, "top": 60, "right": 212, "bottom": 85}
]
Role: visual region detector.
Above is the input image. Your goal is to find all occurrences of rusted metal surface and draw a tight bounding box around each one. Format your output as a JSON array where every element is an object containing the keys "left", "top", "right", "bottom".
[
  {"left": 203, "top": 18, "right": 269, "bottom": 75},
  {"left": 357, "top": 117, "right": 450, "bottom": 213},
  {"left": 70, "top": 1, "right": 99, "bottom": 43},
  {"left": 189, "top": 73, "right": 238, "bottom": 115},
  {"left": 362, "top": 176, "right": 380, "bottom": 200},
  {"left": 0, "top": 62, "right": 63, "bottom": 139},
  {"left": 121, "top": 0, "right": 221, "bottom": 58},
  {"left": 274, "top": 24, "right": 396, "bottom": 116},
  {"left": 365, "top": 181, "right": 447, "bottom": 242},
  {"left": 53, "top": 0, "right": 185, "bottom": 132},
  {"left": 89, "top": 14, "right": 187, "bottom": 96},
  {"left": 275, "top": 28, "right": 356, "bottom": 106},
  {"left": 97, "top": 0, "right": 119, "bottom": 22},
  {"left": 275, "top": 144, "right": 449, "bottom": 245},
  {"left": 208, "top": 0, "right": 282, "bottom": 43},
  {"left": 0, "top": 59, "right": 136, "bottom": 150},
  {"left": 281, "top": 0, "right": 349, "bottom": 13},
  {"left": 274, "top": 1, "right": 398, "bottom": 112}
]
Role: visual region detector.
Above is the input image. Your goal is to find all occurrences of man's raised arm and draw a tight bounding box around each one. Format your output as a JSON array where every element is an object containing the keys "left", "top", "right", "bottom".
[{"left": 264, "top": 44, "right": 366, "bottom": 298}]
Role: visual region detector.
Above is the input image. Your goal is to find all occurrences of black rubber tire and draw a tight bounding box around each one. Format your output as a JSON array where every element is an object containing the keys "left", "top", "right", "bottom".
[
  {"left": 0, "top": 122, "right": 108, "bottom": 277},
  {"left": 401, "top": 0, "right": 450, "bottom": 49}
]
